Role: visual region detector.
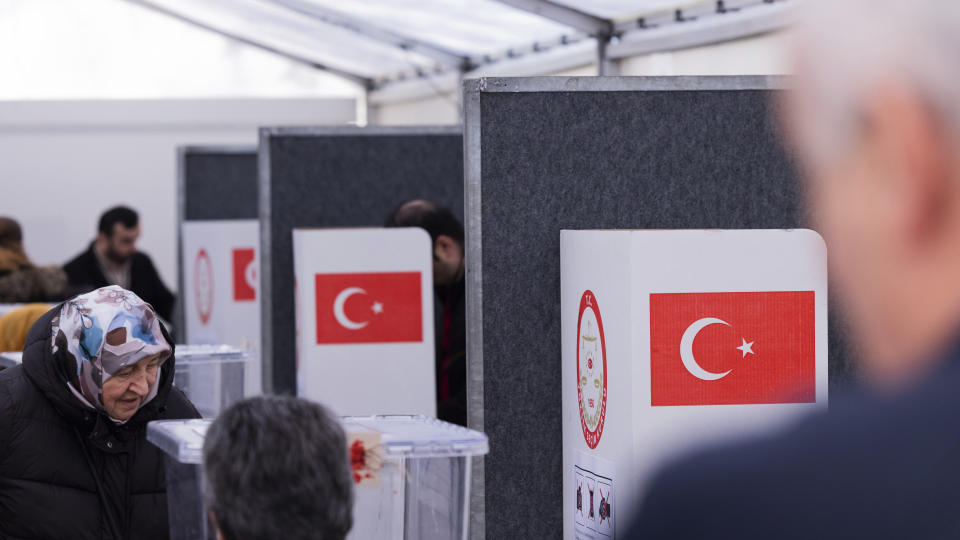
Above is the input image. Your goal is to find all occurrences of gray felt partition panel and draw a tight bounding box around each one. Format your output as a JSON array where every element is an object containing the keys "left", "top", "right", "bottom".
[
  {"left": 175, "top": 146, "right": 258, "bottom": 334},
  {"left": 258, "top": 126, "right": 463, "bottom": 396},
  {"left": 179, "top": 147, "right": 259, "bottom": 221},
  {"left": 463, "top": 76, "right": 855, "bottom": 539}
]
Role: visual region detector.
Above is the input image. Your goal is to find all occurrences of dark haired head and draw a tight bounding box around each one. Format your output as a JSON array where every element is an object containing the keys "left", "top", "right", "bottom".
[
  {"left": 0, "top": 217, "right": 23, "bottom": 249},
  {"left": 385, "top": 200, "right": 464, "bottom": 247},
  {"left": 98, "top": 206, "right": 138, "bottom": 237},
  {"left": 203, "top": 395, "right": 353, "bottom": 540}
]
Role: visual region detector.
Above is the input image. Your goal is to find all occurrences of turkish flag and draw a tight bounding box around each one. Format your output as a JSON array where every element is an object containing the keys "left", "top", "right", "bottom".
[
  {"left": 650, "top": 291, "right": 815, "bottom": 406},
  {"left": 315, "top": 272, "right": 422, "bottom": 344},
  {"left": 232, "top": 248, "right": 256, "bottom": 301}
]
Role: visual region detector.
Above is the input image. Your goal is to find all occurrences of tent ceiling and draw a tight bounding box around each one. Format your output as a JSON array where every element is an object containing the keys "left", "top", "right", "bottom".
[
  {"left": 129, "top": 0, "right": 792, "bottom": 89},
  {"left": 550, "top": 0, "right": 704, "bottom": 20}
]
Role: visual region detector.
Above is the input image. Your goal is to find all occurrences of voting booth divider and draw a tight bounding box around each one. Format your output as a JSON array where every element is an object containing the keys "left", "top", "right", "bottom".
[
  {"left": 258, "top": 126, "right": 463, "bottom": 398},
  {"left": 176, "top": 146, "right": 261, "bottom": 412},
  {"left": 292, "top": 227, "right": 436, "bottom": 416},
  {"left": 463, "top": 76, "right": 854, "bottom": 539},
  {"left": 561, "top": 229, "right": 829, "bottom": 539}
]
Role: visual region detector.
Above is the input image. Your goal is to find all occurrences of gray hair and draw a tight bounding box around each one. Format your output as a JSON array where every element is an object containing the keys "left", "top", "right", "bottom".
[
  {"left": 790, "top": 0, "right": 960, "bottom": 163},
  {"left": 203, "top": 395, "right": 353, "bottom": 540}
]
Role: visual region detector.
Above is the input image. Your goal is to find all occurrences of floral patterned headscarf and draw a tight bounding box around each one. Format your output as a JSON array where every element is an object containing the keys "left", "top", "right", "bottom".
[{"left": 51, "top": 286, "right": 171, "bottom": 414}]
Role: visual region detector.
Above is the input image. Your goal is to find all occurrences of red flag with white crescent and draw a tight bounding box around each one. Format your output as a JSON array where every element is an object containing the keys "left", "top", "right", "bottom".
[
  {"left": 232, "top": 248, "right": 256, "bottom": 301},
  {"left": 315, "top": 272, "right": 422, "bottom": 344},
  {"left": 650, "top": 291, "right": 816, "bottom": 406}
]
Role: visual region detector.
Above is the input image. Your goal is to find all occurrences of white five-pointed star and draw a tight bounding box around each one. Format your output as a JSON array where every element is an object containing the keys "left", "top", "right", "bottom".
[
  {"left": 736, "top": 338, "right": 755, "bottom": 358},
  {"left": 371, "top": 301, "right": 384, "bottom": 315}
]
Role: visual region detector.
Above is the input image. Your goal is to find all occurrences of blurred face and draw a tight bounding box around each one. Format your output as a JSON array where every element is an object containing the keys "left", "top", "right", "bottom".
[
  {"left": 789, "top": 87, "right": 896, "bottom": 351},
  {"left": 101, "top": 223, "right": 139, "bottom": 264},
  {"left": 433, "top": 235, "right": 464, "bottom": 287},
  {"left": 785, "top": 70, "right": 960, "bottom": 381},
  {"left": 101, "top": 353, "right": 162, "bottom": 420}
]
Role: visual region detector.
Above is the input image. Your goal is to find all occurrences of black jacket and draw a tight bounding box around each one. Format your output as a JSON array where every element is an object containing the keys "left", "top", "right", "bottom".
[
  {"left": 0, "top": 305, "right": 200, "bottom": 540},
  {"left": 626, "top": 341, "right": 960, "bottom": 539},
  {"left": 435, "top": 279, "right": 466, "bottom": 426},
  {"left": 64, "top": 243, "right": 175, "bottom": 322}
]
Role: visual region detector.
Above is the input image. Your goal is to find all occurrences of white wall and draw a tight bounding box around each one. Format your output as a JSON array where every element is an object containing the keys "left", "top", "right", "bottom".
[
  {"left": 0, "top": 98, "right": 355, "bottom": 293},
  {"left": 373, "top": 92, "right": 462, "bottom": 127}
]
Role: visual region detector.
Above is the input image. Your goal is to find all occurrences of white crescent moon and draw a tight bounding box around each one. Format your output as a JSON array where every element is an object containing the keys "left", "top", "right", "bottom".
[
  {"left": 680, "top": 317, "right": 733, "bottom": 381},
  {"left": 333, "top": 287, "right": 368, "bottom": 330},
  {"left": 244, "top": 261, "right": 257, "bottom": 290}
]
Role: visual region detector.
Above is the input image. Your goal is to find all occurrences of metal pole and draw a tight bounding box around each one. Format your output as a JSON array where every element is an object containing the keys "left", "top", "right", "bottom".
[{"left": 596, "top": 34, "right": 619, "bottom": 76}]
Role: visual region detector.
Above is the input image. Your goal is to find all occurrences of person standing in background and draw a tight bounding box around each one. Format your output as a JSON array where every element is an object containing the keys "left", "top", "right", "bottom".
[
  {"left": 386, "top": 200, "right": 467, "bottom": 426},
  {"left": 0, "top": 216, "right": 67, "bottom": 303},
  {"left": 64, "top": 206, "right": 175, "bottom": 322}
]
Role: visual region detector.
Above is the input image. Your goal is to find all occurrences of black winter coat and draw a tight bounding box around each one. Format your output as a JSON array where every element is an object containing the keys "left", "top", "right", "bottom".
[
  {"left": 435, "top": 278, "right": 466, "bottom": 426},
  {"left": 0, "top": 306, "right": 200, "bottom": 540},
  {"left": 64, "top": 242, "right": 175, "bottom": 322}
]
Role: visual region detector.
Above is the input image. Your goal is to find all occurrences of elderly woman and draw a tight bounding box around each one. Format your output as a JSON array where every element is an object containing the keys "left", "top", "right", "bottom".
[{"left": 0, "top": 286, "right": 200, "bottom": 539}]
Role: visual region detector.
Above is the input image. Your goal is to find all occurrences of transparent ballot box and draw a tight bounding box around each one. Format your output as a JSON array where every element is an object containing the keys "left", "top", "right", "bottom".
[
  {"left": 344, "top": 415, "right": 489, "bottom": 540},
  {"left": 0, "top": 351, "right": 22, "bottom": 369},
  {"left": 146, "top": 420, "right": 212, "bottom": 540},
  {"left": 173, "top": 345, "right": 250, "bottom": 418},
  {"left": 147, "top": 415, "right": 488, "bottom": 540}
]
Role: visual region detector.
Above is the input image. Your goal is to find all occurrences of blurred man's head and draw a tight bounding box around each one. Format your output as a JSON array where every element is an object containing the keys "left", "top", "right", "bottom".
[
  {"left": 203, "top": 395, "right": 353, "bottom": 540},
  {"left": 385, "top": 200, "right": 465, "bottom": 286},
  {"left": 96, "top": 206, "right": 139, "bottom": 265},
  {"left": 785, "top": 0, "right": 960, "bottom": 387},
  {"left": 0, "top": 217, "right": 23, "bottom": 252}
]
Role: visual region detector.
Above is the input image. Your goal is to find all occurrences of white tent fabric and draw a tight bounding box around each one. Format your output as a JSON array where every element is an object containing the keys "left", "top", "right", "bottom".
[
  {"left": 0, "top": 0, "right": 792, "bottom": 102},
  {"left": 130, "top": 0, "right": 793, "bottom": 88}
]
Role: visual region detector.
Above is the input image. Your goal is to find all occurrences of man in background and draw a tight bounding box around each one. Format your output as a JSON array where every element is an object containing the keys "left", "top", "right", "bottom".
[
  {"left": 203, "top": 395, "right": 353, "bottom": 540},
  {"left": 64, "top": 206, "right": 174, "bottom": 321},
  {"left": 628, "top": 1, "right": 960, "bottom": 538},
  {"left": 386, "top": 200, "right": 466, "bottom": 426}
]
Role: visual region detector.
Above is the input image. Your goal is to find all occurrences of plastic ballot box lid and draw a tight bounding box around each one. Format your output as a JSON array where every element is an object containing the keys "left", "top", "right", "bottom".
[
  {"left": 148, "top": 415, "right": 489, "bottom": 464},
  {"left": 0, "top": 352, "right": 22, "bottom": 368},
  {"left": 174, "top": 344, "right": 248, "bottom": 361},
  {"left": 342, "top": 415, "right": 489, "bottom": 458},
  {"left": 147, "top": 419, "right": 209, "bottom": 464}
]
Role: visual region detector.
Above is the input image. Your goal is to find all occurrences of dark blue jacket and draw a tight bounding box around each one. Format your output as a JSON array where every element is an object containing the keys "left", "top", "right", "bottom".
[{"left": 626, "top": 346, "right": 960, "bottom": 539}]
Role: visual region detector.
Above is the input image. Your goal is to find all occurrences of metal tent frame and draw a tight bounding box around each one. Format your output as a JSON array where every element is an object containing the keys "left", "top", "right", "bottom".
[{"left": 126, "top": 0, "right": 794, "bottom": 109}]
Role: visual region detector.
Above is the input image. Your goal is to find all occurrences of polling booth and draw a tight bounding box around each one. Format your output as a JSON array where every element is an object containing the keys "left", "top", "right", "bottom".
[
  {"left": 176, "top": 145, "right": 261, "bottom": 409},
  {"left": 292, "top": 227, "right": 436, "bottom": 416},
  {"left": 257, "top": 126, "right": 463, "bottom": 400},
  {"left": 561, "top": 229, "right": 828, "bottom": 539},
  {"left": 462, "top": 76, "right": 855, "bottom": 539}
]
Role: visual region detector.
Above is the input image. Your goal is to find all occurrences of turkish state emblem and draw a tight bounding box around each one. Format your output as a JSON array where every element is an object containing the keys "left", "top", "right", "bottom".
[{"left": 577, "top": 290, "right": 608, "bottom": 449}]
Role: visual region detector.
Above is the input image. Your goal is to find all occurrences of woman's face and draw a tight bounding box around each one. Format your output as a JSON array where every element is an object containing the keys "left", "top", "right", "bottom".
[{"left": 101, "top": 353, "right": 162, "bottom": 420}]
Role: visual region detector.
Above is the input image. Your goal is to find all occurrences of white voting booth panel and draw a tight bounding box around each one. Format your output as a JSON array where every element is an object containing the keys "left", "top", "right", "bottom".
[
  {"left": 293, "top": 228, "right": 436, "bottom": 416},
  {"left": 561, "top": 229, "right": 829, "bottom": 540},
  {"left": 181, "top": 220, "right": 261, "bottom": 398}
]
